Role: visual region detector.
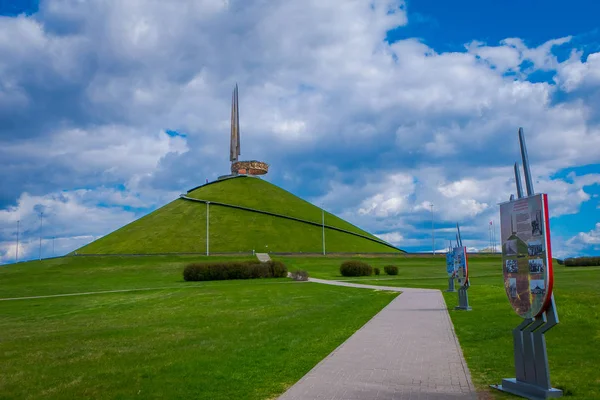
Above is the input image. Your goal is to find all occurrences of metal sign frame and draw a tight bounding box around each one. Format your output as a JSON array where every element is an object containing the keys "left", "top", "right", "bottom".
[
  {"left": 453, "top": 224, "right": 471, "bottom": 310},
  {"left": 446, "top": 242, "right": 457, "bottom": 292},
  {"left": 491, "top": 128, "right": 562, "bottom": 399}
]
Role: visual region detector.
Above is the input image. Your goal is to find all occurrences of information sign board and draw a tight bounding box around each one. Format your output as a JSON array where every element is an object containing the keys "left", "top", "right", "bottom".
[
  {"left": 446, "top": 251, "right": 455, "bottom": 277},
  {"left": 499, "top": 193, "right": 553, "bottom": 318},
  {"left": 453, "top": 246, "right": 468, "bottom": 287}
]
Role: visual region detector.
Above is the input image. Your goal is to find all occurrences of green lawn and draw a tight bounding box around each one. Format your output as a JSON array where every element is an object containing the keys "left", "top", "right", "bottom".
[
  {"left": 0, "top": 256, "right": 398, "bottom": 400},
  {"left": 3, "top": 254, "right": 597, "bottom": 399},
  {"left": 280, "top": 255, "right": 600, "bottom": 399},
  {"left": 76, "top": 177, "right": 400, "bottom": 255}
]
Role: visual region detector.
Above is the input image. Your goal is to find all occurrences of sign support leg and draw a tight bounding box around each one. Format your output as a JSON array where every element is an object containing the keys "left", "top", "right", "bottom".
[
  {"left": 454, "top": 285, "right": 471, "bottom": 311},
  {"left": 445, "top": 277, "right": 456, "bottom": 292},
  {"left": 491, "top": 297, "right": 562, "bottom": 398}
]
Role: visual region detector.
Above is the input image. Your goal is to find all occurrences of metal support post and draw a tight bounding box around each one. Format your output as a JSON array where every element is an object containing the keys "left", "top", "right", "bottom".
[
  {"left": 446, "top": 276, "right": 456, "bottom": 292},
  {"left": 16, "top": 220, "right": 20, "bottom": 263},
  {"left": 431, "top": 203, "right": 435, "bottom": 256},
  {"left": 454, "top": 282, "right": 472, "bottom": 311},
  {"left": 39, "top": 212, "right": 43, "bottom": 261},
  {"left": 206, "top": 202, "right": 210, "bottom": 256},
  {"left": 322, "top": 208, "right": 326, "bottom": 255}
]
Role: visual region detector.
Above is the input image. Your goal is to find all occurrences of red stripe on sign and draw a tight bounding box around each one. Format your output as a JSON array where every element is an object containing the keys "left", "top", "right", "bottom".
[
  {"left": 538, "top": 193, "right": 554, "bottom": 317},
  {"left": 464, "top": 247, "right": 469, "bottom": 285}
]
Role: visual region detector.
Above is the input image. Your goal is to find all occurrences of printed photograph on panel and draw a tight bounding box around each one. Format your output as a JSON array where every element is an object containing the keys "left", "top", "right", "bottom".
[
  {"left": 527, "top": 239, "right": 543, "bottom": 256},
  {"left": 530, "top": 279, "right": 545, "bottom": 295},
  {"left": 529, "top": 258, "right": 544, "bottom": 273},
  {"left": 509, "top": 278, "right": 517, "bottom": 298},
  {"left": 513, "top": 275, "right": 532, "bottom": 316},
  {"left": 505, "top": 239, "right": 518, "bottom": 256},
  {"left": 531, "top": 209, "right": 543, "bottom": 236},
  {"left": 530, "top": 279, "right": 546, "bottom": 314},
  {"left": 506, "top": 259, "right": 518, "bottom": 273}
]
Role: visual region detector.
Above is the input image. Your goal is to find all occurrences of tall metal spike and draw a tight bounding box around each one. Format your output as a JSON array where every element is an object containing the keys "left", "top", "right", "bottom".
[
  {"left": 514, "top": 162, "right": 524, "bottom": 199},
  {"left": 235, "top": 84, "right": 240, "bottom": 157},
  {"left": 457, "top": 223, "right": 463, "bottom": 247},
  {"left": 230, "top": 84, "right": 241, "bottom": 162},
  {"left": 518, "top": 127, "right": 534, "bottom": 196}
]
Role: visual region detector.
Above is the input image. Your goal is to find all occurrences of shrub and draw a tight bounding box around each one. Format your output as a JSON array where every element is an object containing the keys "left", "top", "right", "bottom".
[
  {"left": 290, "top": 270, "right": 309, "bottom": 281},
  {"left": 384, "top": 265, "right": 398, "bottom": 275},
  {"left": 265, "top": 260, "right": 288, "bottom": 278},
  {"left": 340, "top": 260, "right": 372, "bottom": 277},
  {"left": 183, "top": 260, "right": 287, "bottom": 281},
  {"left": 374, "top": 267, "right": 380, "bottom": 276},
  {"left": 556, "top": 258, "right": 564, "bottom": 265},
  {"left": 564, "top": 258, "right": 574, "bottom": 267}
]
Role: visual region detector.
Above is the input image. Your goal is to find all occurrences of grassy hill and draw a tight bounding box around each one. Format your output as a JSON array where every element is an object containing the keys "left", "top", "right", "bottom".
[{"left": 75, "top": 176, "right": 401, "bottom": 254}]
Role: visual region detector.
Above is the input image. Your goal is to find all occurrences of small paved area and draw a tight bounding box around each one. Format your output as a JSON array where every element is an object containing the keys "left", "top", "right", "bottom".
[
  {"left": 256, "top": 253, "right": 272, "bottom": 262},
  {"left": 279, "top": 278, "right": 476, "bottom": 400}
]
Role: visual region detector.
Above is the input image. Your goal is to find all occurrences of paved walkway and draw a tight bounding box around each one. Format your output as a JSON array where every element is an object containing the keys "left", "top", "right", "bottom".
[{"left": 279, "top": 278, "right": 476, "bottom": 400}]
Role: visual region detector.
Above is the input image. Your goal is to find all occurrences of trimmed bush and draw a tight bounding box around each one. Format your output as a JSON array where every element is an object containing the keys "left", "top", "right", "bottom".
[
  {"left": 374, "top": 267, "right": 380, "bottom": 276},
  {"left": 340, "top": 260, "right": 372, "bottom": 277},
  {"left": 183, "top": 260, "right": 288, "bottom": 281},
  {"left": 384, "top": 265, "right": 398, "bottom": 275},
  {"left": 266, "top": 260, "right": 288, "bottom": 278},
  {"left": 290, "top": 270, "right": 309, "bottom": 281}
]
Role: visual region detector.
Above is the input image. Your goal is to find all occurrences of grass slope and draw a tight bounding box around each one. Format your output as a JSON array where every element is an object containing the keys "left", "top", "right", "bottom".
[
  {"left": 0, "top": 256, "right": 398, "bottom": 400},
  {"left": 187, "top": 176, "right": 375, "bottom": 236},
  {"left": 280, "top": 255, "right": 600, "bottom": 399},
  {"left": 76, "top": 176, "right": 400, "bottom": 254}
]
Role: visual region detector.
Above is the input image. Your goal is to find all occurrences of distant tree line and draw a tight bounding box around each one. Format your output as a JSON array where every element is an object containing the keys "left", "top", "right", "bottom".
[{"left": 558, "top": 256, "right": 600, "bottom": 267}]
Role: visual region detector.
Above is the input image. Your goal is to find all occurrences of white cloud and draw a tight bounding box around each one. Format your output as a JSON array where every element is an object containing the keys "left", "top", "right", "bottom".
[
  {"left": 376, "top": 232, "right": 404, "bottom": 244},
  {"left": 357, "top": 173, "right": 416, "bottom": 217},
  {"left": 568, "top": 223, "right": 600, "bottom": 247},
  {"left": 556, "top": 52, "right": 600, "bottom": 92}
]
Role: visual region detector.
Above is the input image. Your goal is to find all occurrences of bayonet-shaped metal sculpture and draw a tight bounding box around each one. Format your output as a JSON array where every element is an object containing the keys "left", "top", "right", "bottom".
[
  {"left": 514, "top": 162, "right": 524, "bottom": 199},
  {"left": 518, "top": 127, "right": 534, "bottom": 197},
  {"left": 230, "top": 84, "right": 241, "bottom": 162},
  {"left": 454, "top": 223, "right": 471, "bottom": 310}
]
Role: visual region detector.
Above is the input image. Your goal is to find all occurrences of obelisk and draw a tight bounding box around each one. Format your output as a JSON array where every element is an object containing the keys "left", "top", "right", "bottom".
[
  {"left": 230, "top": 84, "right": 241, "bottom": 163},
  {"left": 223, "top": 84, "right": 269, "bottom": 178}
]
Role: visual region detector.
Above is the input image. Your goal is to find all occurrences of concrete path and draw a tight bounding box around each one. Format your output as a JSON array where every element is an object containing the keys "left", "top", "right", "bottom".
[{"left": 279, "top": 278, "right": 476, "bottom": 400}]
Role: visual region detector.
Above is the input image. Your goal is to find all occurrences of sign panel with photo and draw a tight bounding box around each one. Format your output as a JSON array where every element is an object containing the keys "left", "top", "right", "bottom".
[
  {"left": 446, "top": 251, "right": 455, "bottom": 277},
  {"left": 453, "top": 246, "right": 468, "bottom": 287},
  {"left": 499, "top": 193, "right": 553, "bottom": 318}
]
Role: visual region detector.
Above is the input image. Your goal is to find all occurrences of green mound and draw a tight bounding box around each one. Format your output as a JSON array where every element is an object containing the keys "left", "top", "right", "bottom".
[{"left": 76, "top": 176, "right": 402, "bottom": 254}]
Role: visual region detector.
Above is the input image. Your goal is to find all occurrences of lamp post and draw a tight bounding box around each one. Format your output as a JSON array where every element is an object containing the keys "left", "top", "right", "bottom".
[
  {"left": 322, "top": 207, "right": 326, "bottom": 256},
  {"left": 430, "top": 203, "right": 435, "bottom": 256},
  {"left": 16, "top": 220, "right": 20, "bottom": 263},
  {"left": 489, "top": 221, "right": 493, "bottom": 253},
  {"left": 39, "top": 212, "right": 43, "bottom": 261},
  {"left": 206, "top": 202, "right": 210, "bottom": 256},
  {"left": 493, "top": 221, "right": 498, "bottom": 253}
]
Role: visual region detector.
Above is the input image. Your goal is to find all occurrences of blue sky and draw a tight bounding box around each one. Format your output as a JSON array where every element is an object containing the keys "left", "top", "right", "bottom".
[{"left": 1, "top": 0, "right": 599, "bottom": 263}]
